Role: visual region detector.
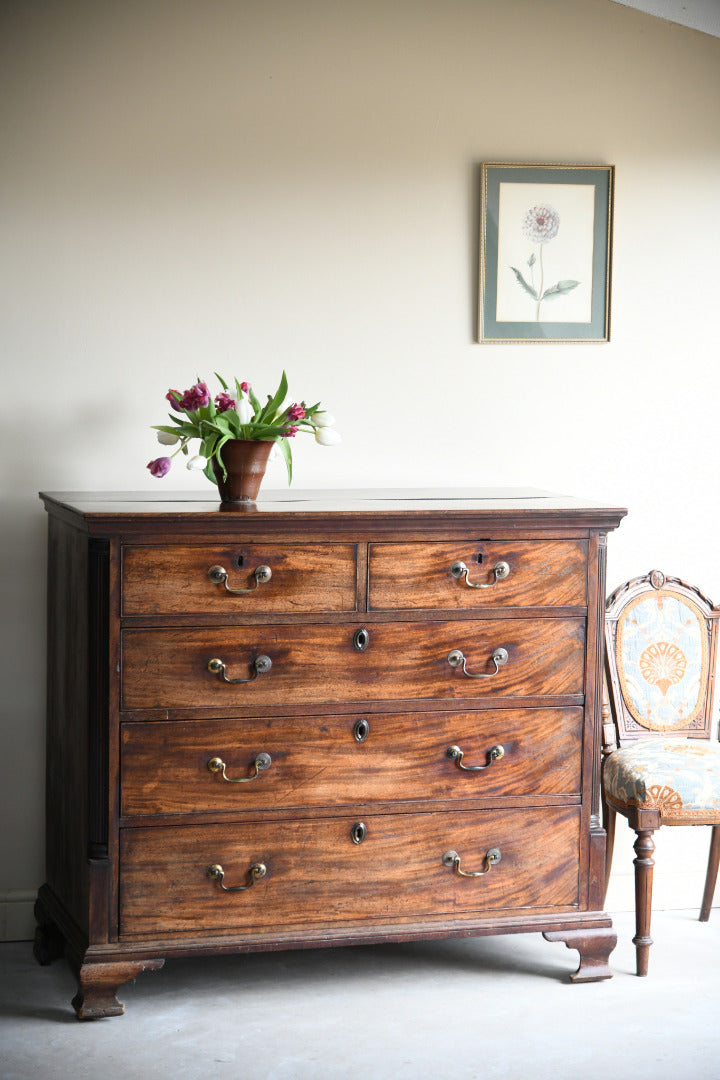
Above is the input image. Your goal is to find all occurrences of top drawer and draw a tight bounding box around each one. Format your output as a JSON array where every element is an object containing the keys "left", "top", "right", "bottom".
[
  {"left": 122, "top": 543, "right": 358, "bottom": 615},
  {"left": 368, "top": 540, "right": 587, "bottom": 610}
]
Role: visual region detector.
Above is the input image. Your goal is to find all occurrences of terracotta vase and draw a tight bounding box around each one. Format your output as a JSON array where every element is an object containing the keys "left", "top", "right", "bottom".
[{"left": 211, "top": 439, "right": 274, "bottom": 504}]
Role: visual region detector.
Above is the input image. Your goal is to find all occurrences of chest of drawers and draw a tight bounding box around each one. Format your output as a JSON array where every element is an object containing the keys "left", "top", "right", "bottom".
[{"left": 35, "top": 488, "right": 625, "bottom": 1019}]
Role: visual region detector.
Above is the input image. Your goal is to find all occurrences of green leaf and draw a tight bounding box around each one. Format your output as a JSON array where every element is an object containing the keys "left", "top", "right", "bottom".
[
  {"left": 159, "top": 415, "right": 201, "bottom": 437},
  {"left": 210, "top": 414, "right": 235, "bottom": 437},
  {"left": 527, "top": 253, "right": 536, "bottom": 268},
  {"left": 214, "top": 372, "right": 228, "bottom": 391},
  {"left": 541, "top": 280, "right": 580, "bottom": 300},
  {"left": 247, "top": 423, "right": 284, "bottom": 440},
  {"left": 200, "top": 434, "right": 219, "bottom": 473},
  {"left": 277, "top": 436, "right": 293, "bottom": 486},
  {"left": 510, "top": 266, "right": 538, "bottom": 300},
  {"left": 153, "top": 424, "right": 183, "bottom": 437},
  {"left": 196, "top": 419, "right": 222, "bottom": 441},
  {"left": 207, "top": 433, "right": 230, "bottom": 480},
  {"left": 259, "top": 370, "right": 288, "bottom": 423},
  {"left": 215, "top": 432, "right": 231, "bottom": 459},
  {"left": 248, "top": 385, "right": 262, "bottom": 415}
]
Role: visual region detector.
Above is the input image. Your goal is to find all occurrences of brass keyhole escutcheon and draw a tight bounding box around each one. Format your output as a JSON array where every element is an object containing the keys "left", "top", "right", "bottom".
[
  {"left": 353, "top": 718, "right": 370, "bottom": 743},
  {"left": 350, "top": 821, "right": 367, "bottom": 844}
]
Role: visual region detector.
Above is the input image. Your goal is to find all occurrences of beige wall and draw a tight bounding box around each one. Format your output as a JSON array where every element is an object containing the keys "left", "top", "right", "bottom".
[{"left": 2, "top": 0, "right": 719, "bottom": 936}]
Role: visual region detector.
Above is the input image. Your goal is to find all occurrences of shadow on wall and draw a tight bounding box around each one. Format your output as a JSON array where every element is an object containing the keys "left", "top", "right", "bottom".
[{"left": 0, "top": 487, "right": 48, "bottom": 888}]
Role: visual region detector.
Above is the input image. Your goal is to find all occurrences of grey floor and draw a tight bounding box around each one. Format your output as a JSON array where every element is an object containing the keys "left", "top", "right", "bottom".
[{"left": 1, "top": 910, "right": 719, "bottom": 1080}]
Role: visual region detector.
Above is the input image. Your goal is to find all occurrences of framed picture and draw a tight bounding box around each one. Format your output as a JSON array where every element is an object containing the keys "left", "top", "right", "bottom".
[{"left": 478, "top": 163, "right": 614, "bottom": 343}]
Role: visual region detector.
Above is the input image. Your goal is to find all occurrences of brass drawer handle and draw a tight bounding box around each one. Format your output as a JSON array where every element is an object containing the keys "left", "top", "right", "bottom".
[
  {"left": 446, "top": 744, "right": 505, "bottom": 771},
  {"left": 208, "top": 564, "right": 272, "bottom": 594},
  {"left": 207, "top": 862, "right": 266, "bottom": 892},
  {"left": 447, "top": 647, "right": 508, "bottom": 678},
  {"left": 442, "top": 848, "right": 502, "bottom": 878},
  {"left": 450, "top": 560, "right": 510, "bottom": 589},
  {"left": 207, "top": 654, "right": 272, "bottom": 684},
  {"left": 207, "top": 752, "right": 272, "bottom": 783}
]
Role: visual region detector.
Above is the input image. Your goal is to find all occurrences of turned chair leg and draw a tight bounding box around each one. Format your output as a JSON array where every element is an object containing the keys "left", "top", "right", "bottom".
[
  {"left": 633, "top": 829, "right": 655, "bottom": 977},
  {"left": 700, "top": 825, "right": 720, "bottom": 922}
]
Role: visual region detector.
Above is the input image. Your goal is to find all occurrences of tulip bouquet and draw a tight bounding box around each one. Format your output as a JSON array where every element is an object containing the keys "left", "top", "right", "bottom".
[{"left": 147, "top": 372, "right": 340, "bottom": 486}]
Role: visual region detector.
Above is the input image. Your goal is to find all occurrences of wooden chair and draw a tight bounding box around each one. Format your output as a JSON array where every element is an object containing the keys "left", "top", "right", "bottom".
[{"left": 602, "top": 569, "right": 720, "bottom": 976}]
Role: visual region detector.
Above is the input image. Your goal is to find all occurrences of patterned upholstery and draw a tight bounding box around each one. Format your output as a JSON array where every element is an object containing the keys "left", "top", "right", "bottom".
[
  {"left": 603, "top": 572, "right": 720, "bottom": 972},
  {"left": 604, "top": 738, "right": 720, "bottom": 824},
  {"left": 615, "top": 590, "right": 708, "bottom": 732}
]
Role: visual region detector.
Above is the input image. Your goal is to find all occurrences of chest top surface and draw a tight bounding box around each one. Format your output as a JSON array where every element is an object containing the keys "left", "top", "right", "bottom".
[{"left": 39, "top": 487, "right": 627, "bottom": 537}]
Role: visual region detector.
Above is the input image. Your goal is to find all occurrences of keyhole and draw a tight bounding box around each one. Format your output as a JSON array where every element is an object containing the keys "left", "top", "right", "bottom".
[
  {"left": 353, "top": 627, "right": 370, "bottom": 652},
  {"left": 350, "top": 822, "right": 367, "bottom": 845},
  {"left": 353, "top": 718, "right": 370, "bottom": 743}
]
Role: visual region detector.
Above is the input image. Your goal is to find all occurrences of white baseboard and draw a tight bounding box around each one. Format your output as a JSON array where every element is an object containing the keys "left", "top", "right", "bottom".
[{"left": 0, "top": 891, "right": 37, "bottom": 942}]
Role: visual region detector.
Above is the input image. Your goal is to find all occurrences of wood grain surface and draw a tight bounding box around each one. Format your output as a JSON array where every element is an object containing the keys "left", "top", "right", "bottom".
[
  {"left": 121, "top": 617, "right": 586, "bottom": 709},
  {"left": 119, "top": 805, "right": 581, "bottom": 936},
  {"left": 369, "top": 539, "right": 587, "bottom": 609},
  {"left": 120, "top": 707, "right": 583, "bottom": 816},
  {"left": 122, "top": 543, "right": 358, "bottom": 615}
]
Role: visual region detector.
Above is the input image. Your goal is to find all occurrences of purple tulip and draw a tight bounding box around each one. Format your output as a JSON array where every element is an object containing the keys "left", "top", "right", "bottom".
[
  {"left": 214, "top": 391, "right": 236, "bottom": 413},
  {"left": 166, "top": 389, "right": 183, "bottom": 412},
  {"left": 147, "top": 456, "right": 171, "bottom": 478},
  {"left": 286, "top": 403, "right": 306, "bottom": 421},
  {"left": 180, "top": 381, "right": 210, "bottom": 411}
]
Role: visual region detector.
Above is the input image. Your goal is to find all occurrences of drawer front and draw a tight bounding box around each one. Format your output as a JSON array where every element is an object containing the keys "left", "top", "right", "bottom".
[
  {"left": 121, "top": 618, "right": 586, "bottom": 710},
  {"left": 119, "top": 805, "right": 580, "bottom": 936},
  {"left": 368, "top": 540, "right": 587, "bottom": 610},
  {"left": 122, "top": 543, "right": 357, "bottom": 615},
  {"left": 120, "top": 707, "right": 583, "bottom": 816}
]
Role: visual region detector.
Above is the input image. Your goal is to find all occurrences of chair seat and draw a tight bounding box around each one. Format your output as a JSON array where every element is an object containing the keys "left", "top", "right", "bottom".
[{"left": 604, "top": 739, "right": 720, "bottom": 823}]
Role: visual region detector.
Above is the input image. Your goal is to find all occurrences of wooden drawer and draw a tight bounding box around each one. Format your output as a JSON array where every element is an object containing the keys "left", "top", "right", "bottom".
[
  {"left": 120, "top": 707, "right": 583, "bottom": 817},
  {"left": 119, "top": 805, "right": 580, "bottom": 937},
  {"left": 122, "top": 543, "right": 357, "bottom": 615},
  {"left": 121, "top": 617, "right": 586, "bottom": 709},
  {"left": 368, "top": 540, "right": 587, "bottom": 609}
]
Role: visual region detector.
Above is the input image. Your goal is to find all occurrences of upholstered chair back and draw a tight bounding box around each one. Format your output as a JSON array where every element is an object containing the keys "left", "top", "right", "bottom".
[{"left": 605, "top": 570, "right": 719, "bottom": 746}]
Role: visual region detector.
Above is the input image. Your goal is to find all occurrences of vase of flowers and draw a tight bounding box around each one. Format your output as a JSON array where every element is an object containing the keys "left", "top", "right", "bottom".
[{"left": 147, "top": 372, "right": 340, "bottom": 503}]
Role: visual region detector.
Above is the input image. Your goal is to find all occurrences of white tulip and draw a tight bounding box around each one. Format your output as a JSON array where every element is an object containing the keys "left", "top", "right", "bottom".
[
  {"left": 235, "top": 397, "right": 253, "bottom": 424},
  {"left": 313, "top": 411, "right": 336, "bottom": 428},
  {"left": 186, "top": 454, "right": 208, "bottom": 471},
  {"left": 157, "top": 430, "right": 179, "bottom": 446},
  {"left": 314, "top": 426, "right": 342, "bottom": 446}
]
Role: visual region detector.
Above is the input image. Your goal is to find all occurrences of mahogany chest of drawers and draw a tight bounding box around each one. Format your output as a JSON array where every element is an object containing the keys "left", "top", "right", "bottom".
[{"left": 36, "top": 488, "right": 626, "bottom": 1018}]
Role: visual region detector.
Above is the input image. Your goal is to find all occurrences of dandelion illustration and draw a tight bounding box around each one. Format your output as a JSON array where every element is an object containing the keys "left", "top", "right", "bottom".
[{"left": 510, "top": 204, "right": 579, "bottom": 321}]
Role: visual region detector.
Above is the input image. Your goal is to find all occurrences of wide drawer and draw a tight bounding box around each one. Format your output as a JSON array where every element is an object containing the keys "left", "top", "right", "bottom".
[
  {"left": 119, "top": 805, "right": 580, "bottom": 937},
  {"left": 368, "top": 540, "right": 587, "bottom": 609},
  {"left": 120, "top": 707, "right": 583, "bottom": 816},
  {"left": 121, "top": 617, "right": 586, "bottom": 709},
  {"left": 122, "top": 543, "right": 357, "bottom": 615}
]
